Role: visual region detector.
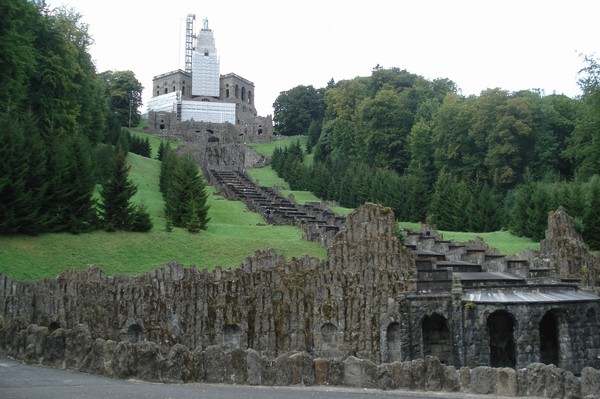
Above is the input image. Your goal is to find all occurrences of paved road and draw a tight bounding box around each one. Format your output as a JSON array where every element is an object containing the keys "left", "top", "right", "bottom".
[{"left": 0, "top": 356, "right": 499, "bottom": 399}]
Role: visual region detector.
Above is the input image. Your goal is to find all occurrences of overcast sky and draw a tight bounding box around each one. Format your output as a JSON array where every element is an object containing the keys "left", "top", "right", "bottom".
[{"left": 47, "top": 0, "right": 598, "bottom": 117}]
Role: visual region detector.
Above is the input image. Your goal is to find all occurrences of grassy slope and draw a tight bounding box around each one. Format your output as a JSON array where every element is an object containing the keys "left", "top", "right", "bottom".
[
  {"left": 0, "top": 152, "right": 326, "bottom": 281},
  {"left": 248, "top": 137, "right": 539, "bottom": 255}
]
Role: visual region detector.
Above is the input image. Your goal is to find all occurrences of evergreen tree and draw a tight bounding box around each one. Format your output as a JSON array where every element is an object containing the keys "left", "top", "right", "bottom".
[
  {"left": 583, "top": 176, "right": 600, "bottom": 249},
  {"left": 99, "top": 149, "right": 138, "bottom": 231},
  {"left": 164, "top": 152, "right": 210, "bottom": 231}
]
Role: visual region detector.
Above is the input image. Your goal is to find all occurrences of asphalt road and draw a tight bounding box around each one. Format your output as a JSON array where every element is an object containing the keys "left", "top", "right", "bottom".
[{"left": 0, "top": 356, "right": 498, "bottom": 399}]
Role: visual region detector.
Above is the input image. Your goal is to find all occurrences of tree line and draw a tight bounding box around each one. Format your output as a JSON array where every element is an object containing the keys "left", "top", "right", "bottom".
[
  {"left": 0, "top": 0, "right": 210, "bottom": 235},
  {"left": 272, "top": 60, "right": 600, "bottom": 248}
]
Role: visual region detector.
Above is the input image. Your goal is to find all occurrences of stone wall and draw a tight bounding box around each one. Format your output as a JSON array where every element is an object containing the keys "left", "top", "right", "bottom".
[
  {"left": 1, "top": 203, "right": 600, "bottom": 389},
  {"left": 1, "top": 318, "right": 598, "bottom": 399},
  {"left": 0, "top": 204, "right": 415, "bottom": 363}
]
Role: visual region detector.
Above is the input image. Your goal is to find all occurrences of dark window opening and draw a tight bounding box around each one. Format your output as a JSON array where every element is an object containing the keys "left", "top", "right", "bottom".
[
  {"left": 422, "top": 313, "right": 452, "bottom": 364},
  {"left": 488, "top": 310, "right": 516, "bottom": 368},
  {"left": 127, "top": 324, "right": 143, "bottom": 343},
  {"left": 223, "top": 324, "right": 242, "bottom": 351},
  {"left": 208, "top": 136, "right": 220, "bottom": 143},
  {"left": 159, "top": 124, "right": 165, "bottom": 130},
  {"left": 540, "top": 310, "right": 559, "bottom": 366}
]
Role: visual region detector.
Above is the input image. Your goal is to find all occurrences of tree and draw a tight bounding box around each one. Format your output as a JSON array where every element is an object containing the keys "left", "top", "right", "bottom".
[
  {"left": 564, "top": 55, "right": 600, "bottom": 180},
  {"left": 583, "top": 176, "right": 600, "bottom": 249},
  {"left": 273, "top": 85, "right": 324, "bottom": 136},
  {"left": 101, "top": 70, "right": 144, "bottom": 127},
  {"left": 164, "top": 152, "right": 210, "bottom": 231},
  {"left": 99, "top": 149, "right": 147, "bottom": 231}
]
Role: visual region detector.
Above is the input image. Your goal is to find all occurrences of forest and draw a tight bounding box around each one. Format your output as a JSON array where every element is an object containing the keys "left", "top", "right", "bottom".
[
  {"left": 0, "top": 0, "right": 209, "bottom": 235},
  {"left": 272, "top": 60, "right": 600, "bottom": 249}
]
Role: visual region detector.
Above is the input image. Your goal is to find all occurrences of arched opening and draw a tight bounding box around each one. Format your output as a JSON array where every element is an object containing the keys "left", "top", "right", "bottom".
[
  {"left": 223, "top": 324, "right": 242, "bottom": 351},
  {"left": 159, "top": 124, "right": 165, "bottom": 130},
  {"left": 321, "top": 323, "right": 338, "bottom": 356},
  {"left": 235, "top": 84, "right": 239, "bottom": 98},
  {"left": 226, "top": 88, "right": 230, "bottom": 98},
  {"left": 540, "top": 310, "right": 560, "bottom": 366},
  {"left": 181, "top": 86, "right": 185, "bottom": 96},
  {"left": 48, "top": 321, "right": 60, "bottom": 333},
  {"left": 164, "top": 88, "right": 168, "bottom": 94},
  {"left": 487, "top": 310, "right": 516, "bottom": 368},
  {"left": 387, "top": 322, "right": 402, "bottom": 362},
  {"left": 241, "top": 87, "right": 246, "bottom": 101},
  {"left": 127, "top": 324, "right": 143, "bottom": 343},
  {"left": 208, "top": 136, "right": 220, "bottom": 143},
  {"left": 248, "top": 90, "right": 253, "bottom": 104},
  {"left": 422, "top": 313, "right": 452, "bottom": 364}
]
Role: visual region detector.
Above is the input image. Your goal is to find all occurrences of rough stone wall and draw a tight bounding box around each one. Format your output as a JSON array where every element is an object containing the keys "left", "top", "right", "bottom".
[
  {"left": 538, "top": 207, "right": 600, "bottom": 288},
  {"left": 1, "top": 319, "right": 597, "bottom": 399},
  {"left": 0, "top": 204, "right": 415, "bottom": 364}
]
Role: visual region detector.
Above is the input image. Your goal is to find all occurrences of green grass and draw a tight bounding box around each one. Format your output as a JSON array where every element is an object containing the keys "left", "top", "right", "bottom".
[
  {"left": 398, "top": 222, "right": 539, "bottom": 255},
  {"left": 247, "top": 166, "right": 289, "bottom": 189},
  {"left": 248, "top": 135, "right": 308, "bottom": 157},
  {"left": 0, "top": 153, "right": 326, "bottom": 281}
]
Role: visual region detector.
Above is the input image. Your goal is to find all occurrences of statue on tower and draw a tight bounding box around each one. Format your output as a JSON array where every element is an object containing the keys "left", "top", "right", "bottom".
[{"left": 203, "top": 17, "right": 209, "bottom": 30}]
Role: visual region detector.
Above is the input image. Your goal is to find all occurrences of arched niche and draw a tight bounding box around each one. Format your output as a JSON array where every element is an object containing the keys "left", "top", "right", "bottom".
[
  {"left": 422, "top": 313, "right": 452, "bottom": 364},
  {"left": 487, "top": 310, "right": 516, "bottom": 368}
]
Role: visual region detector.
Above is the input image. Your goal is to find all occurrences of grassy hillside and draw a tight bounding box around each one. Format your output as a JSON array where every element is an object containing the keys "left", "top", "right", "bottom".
[
  {"left": 0, "top": 152, "right": 326, "bottom": 281},
  {"left": 249, "top": 137, "right": 539, "bottom": 255}
]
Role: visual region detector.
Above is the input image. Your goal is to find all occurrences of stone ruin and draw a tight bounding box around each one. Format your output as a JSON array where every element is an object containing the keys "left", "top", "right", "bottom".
[{"left": 1, "top": 203, "right": 600, "bottom": 398}]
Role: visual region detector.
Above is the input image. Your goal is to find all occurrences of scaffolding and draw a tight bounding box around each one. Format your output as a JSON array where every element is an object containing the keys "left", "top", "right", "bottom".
[{"left": 185, "top": 14, "right": 196, "bottom": 73}]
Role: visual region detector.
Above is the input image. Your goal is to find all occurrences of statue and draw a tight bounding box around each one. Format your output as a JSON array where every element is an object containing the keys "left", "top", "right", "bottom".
[{"left": 203, "top": 17, "right": 209, "bottom": 30}]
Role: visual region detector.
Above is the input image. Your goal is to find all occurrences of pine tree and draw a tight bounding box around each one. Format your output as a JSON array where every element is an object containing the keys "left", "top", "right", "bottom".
[
  {"left": 99, "top": 149, "right": 138, "bottom": 231},
  {"left": 165, "top": 152, "right": 210, "bottom": 230},
  {"left": 583, "top": 176, "right": 600, "bottom": 249}
]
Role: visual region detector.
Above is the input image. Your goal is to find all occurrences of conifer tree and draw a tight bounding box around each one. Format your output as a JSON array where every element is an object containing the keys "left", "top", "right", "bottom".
[
  {"left": 99, "top": 149, "right": 138, "bottom": 231},
  {"left": 164, "top": 152, "right": 210, "bottom": 231},
  {"left": 583, "top": 176, "right": 600, "bottom": 249}
]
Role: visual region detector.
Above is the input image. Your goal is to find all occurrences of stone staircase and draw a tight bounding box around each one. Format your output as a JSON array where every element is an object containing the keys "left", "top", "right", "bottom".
[
  {"left": 206, "top": 168, "right": 345, "bottom": 246},
  {"left": 403, "top": 228, "right": 558, "bottom": 293}
]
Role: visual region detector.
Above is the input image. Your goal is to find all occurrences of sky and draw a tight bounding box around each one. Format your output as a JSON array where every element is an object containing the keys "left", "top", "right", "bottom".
[{"left": 47, "top": 0, "right": 599, "bottom": 117}]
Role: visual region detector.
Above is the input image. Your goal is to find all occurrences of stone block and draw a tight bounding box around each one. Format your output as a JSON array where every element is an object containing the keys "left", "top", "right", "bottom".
[
  {"left": 80, "top": 338, "right": 116, "bottom": 377},
  {"left": 581, "top": 367, "right": 600, "bottom": 398},
  {"left": 442, "top": 365, "right": 460, "bottom": 392},
  {"left": 225, "top": 348, "right": 246, "bottom": 384},
  {"left": 314, "top": 358, "right": 329, "bottom": 385},
  {"left": 543, "top": 364, "right": 565, "bottom": 399},
  {"left": 410, "top": 358, "right": 426, "bottom": 389},
  {"left": 42, "top": 328, "right": 69, "bottom": 368},
  {"left": 111, "top": 341, "right": 162, "bottom": 381},
  {"left": 327, "top": 359, "right": 344, "bottom": 386},
  {"left": 204, "top": 345, "right": 226, "bottom": 383},
  {"left": 289, "top": 352, "right": 314, "bottom": 386},
  {"left": 526, "top": 363, "right": 546, "bottom": 397},
  {"left": 377, "top": 363, "right": 396, "bottom": 390},
  {"left": 469, "top": 366, "right": 497, "bottom": 394},
  {"left": 25, "top": 324, "right": 48, "bottom": 363},
  {"left": 343, "top": 356, "right": 377, "bottom": 388},
  {"left": 191, "top": 346, "right": 205, "bottom": 382},
  {"left": 425, "top": 356, "right": 444, "bottom": 391},
  {"left": 496, "top": 367, "right": 517, "bottom": 397},
  {"left": 563, "top": 370, "right": 581, "bottom": 399},
  {"left": 245, "top": 349, "right": 263, "bottom": 385},
  {"left": 163, "top": 344, "right": 192, "bottom": 383},
  {"left": 459, "top": 366, "right": 471, "bottom": 392}
]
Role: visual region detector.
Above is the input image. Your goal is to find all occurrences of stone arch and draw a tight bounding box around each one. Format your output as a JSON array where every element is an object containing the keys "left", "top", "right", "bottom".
[
  {"left": 387, "top": 322, "right": 402, "bottom": 362},
  {"left": 235, "top": 84, "right": 239, "bottom": 98},
  {"left": 422, "top": 312, "right": 452, "bottom": 364},
  {"left": 208, "top": 136, "right": 220, "bottom": 143},
  {"left": 127, "top": 324, "right": 143, "bottom": 343},
  {"left": 540, "top": 309, "right": 560, "bottom": 366},
  {"left": 223, "top": 324, "right": 242, "bottom": 351},
  {"left": 241, "top": 87, "right": 246, "bottom": 102},
  {"left": 226, "top": 88, "right": 230, "bottom": 98},
  {"left": 320, "top": 322, "right": 338, "bottom": 357},
  {"left": 487, "top": 310, "right": 516, "bottom": 368},
  {"left": 248, "top": 90, "right": 253, "bottom": 104}
]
